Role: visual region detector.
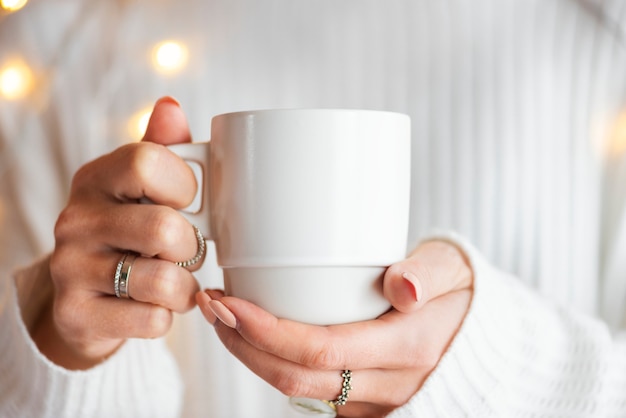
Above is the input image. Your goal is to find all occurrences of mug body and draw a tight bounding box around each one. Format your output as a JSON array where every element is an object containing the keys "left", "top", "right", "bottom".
[
  {"left": 208, "top": 109, "right": 411, "bottom": 324},
  {"left": 210, "top": 109, "right": 411, "bottom": 267}
]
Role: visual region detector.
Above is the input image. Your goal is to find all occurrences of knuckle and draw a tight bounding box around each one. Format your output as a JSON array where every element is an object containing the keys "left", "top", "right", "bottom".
[
  {"left": 49, "top": 250, "right": 66, "bottom": 284},
  {"left": 53, "top": 294, "right": 88, "bottom": 339},
  {"left": 49, "top": 247, "right": 78, "bottom": 288},
  {"left": 146, "top": 208, "right": 187, "bottom": 250},
  {"left": 69, "top": 162, "right": 97, "bottom": 191},
  {"left": 53, "top": 210, "right": 71, "bottom": 242},
  {"left": 122, "top": 143, "right": 167, "bottom": 198},
  {"left": 150, "top": 262, "right": 181, "bottom": 301},
  {"left": 274, "top": 370, "right": 306, "bottom": 398},
  {"left": 53, "top": 206, "right": 82, "bottom": 243},
  {"left": 302, "top": 344, "right": 344, "bottom": 370},
  {"left": 127, "top": 143, "right": 162, "bottom": 183}
]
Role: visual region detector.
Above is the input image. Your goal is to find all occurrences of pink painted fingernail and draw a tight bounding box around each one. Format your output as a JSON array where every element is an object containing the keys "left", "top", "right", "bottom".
[
  {"left": 209, "top": 300, "right": 237, "bottom": 329},
  {"left": 197, "top": 291, "right": 217, "bottom": 325},
  {"left": 402, "top": 271, "right": 422, "bottom": 303},
  {"left": 155, "top": 96, "right": 181, "bottom": 107}
]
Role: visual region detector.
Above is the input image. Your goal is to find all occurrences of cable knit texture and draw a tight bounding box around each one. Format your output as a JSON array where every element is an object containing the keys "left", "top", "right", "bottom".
[
  {"left": 389, "top": 232, "right": 626, "bottom": 417},
  {"left": 0, "top": 267, "right": 183, "bottom": 418}
]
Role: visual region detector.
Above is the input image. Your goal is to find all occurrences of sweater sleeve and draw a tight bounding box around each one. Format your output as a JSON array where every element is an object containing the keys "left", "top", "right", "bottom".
[
  {"left": 0, "top": 260, "right": 184, "bottom": 418},
  {"left": 387, "top": 231, "right": 626, "bottom": 418}
]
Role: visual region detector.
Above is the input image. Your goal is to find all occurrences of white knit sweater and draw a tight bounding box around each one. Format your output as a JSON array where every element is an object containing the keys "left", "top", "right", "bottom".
[{"left": 1, "top": 0, "right": 626, "bottom": 417}]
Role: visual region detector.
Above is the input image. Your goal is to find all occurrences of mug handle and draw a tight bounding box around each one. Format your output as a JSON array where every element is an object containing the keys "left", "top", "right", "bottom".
[{"left": 165, "top": 142, "right": 213, "bottom": 240}]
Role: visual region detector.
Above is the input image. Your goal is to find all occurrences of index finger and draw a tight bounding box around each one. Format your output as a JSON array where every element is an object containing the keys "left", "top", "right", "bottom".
[
  {"left": 207, "top": 293, "right": 425, "bottom": 371},
  {"left": 74, "top": 142, "right": 197, "bottom": 209}
]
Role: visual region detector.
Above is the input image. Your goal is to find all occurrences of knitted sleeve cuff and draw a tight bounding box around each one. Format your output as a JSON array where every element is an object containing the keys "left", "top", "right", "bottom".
[
  {"left": 0, "top": 262, "right": 184, "bottom": 418},
  {"left": 387, "top": 230, "right": 626, "bottom": 417}
]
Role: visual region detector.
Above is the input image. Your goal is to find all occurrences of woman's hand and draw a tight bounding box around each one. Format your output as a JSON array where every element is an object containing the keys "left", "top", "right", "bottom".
[
  {"left": 33, "top": 97, "right": 203, "bottom": 370},
  {"left": 197, "top": 240, "right": 474, "bottom": 417}
]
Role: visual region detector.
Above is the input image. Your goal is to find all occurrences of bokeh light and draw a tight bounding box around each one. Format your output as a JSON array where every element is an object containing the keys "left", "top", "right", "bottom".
[
  {"left": 0, "top": 60, "right": 34, "bottom": 100},
  {"left": 128, "top": 107, "right": 153, "bottom": 141},
  {"left": 606, "top": 109, "right": 626, "bottom": 158},
  {"left": 1, "top": 0, "right": 28, "bottom": 12},
  {"left": 608, "top": 111, "right": 626, "bottom": 157},
  {"left": 152, "top": 41, "right": 188, "bottom": 73}
]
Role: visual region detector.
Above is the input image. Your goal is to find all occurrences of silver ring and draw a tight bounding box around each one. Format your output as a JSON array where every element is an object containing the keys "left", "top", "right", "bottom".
[
  {"left": 114, "top": 252, "right": 137, "bottom": 299},
  {"left": 288, "top": 370, "right": 352, "bottom": 416},
  {"left": 175, "top": 224, "right": 206, "bottom": 268},
  {"left": 331, "top": 370, "right": 352, "bottom": 406}
]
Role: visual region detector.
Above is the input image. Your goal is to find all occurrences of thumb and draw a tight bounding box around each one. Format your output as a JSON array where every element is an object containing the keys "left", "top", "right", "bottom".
[
  {"left": 142, "top": 96, "right": 192, "bottom": 145},
  {"left": 383, "top": 240, "right": 473, "bottom": 314}
]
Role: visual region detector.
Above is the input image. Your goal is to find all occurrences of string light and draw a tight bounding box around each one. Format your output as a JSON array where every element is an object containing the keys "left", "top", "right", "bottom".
[
  {"left": 152, "top": 41, "right": 188, "bottom": 73},
  {"left": 1, "top": 0, "right": 28, "bottom": 12},
  {"left": 124, "top": 41, "right": 189, "bottom": 141},
  {"left": 128, "top": 107, "right": 153, "bottom": 141},
  {"left": 606, "top": 109, "right": 626, "bottom": 158},
  {"left": 0, "top": 60, "right": 34, "bottom": 100}
]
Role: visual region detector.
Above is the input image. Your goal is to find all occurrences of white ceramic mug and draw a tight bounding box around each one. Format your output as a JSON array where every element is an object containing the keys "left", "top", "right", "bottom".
[{"left": 169, "top": 109, "right": 411, "bottom": 325}]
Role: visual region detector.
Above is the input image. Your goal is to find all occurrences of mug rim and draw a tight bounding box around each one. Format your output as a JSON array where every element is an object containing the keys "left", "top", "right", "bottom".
[{"left": 212, "top": 107, "right": 410, "bottom": 121}]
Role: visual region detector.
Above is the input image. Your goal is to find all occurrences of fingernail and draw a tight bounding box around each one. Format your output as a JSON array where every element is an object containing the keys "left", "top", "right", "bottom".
[
  {"left": 402, "top": 271, "right": 422, "bottom": 303},
  {"left": 155, "top": 96, "right": 181, "bottom": 107},
  {"left": 205, "top": 288, "right": 223, "bottom": 301},
  {"left": 197, "top": 291, "right": 217, "bottom": 325},
  {"left": 209, "top": 300, "right": 237, "bottom": 329}
]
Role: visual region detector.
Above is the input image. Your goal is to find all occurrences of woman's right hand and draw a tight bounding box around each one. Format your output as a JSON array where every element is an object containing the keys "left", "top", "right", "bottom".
[{"left": 33, "top": 97, "right": 203, "bottom": 369}]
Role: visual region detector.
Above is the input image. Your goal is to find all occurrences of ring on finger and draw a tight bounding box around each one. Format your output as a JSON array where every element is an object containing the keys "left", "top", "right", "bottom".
[
  {"left": 332, "top": 369, "right": 353, "bottom": 406},
  {"left": 114, "top": 252, "right": 138, "bottom": 299},
  {"left": 175, "top": 224, "right": 206, "bottom": 268}
]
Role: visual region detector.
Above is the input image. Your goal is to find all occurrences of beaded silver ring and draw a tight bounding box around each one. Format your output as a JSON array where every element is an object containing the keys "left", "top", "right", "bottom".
[
  {"left": 288, "top": 369, "right": 353, "bottom": 417},
  {"left": 175, "top": 224, "right": 206, "bottom": 268},
  {"left": 113, "top": 253, "right": 126, "bottom": 298},
  {"left": 331, "top": 370, "right": 352, "bottom": 406}
]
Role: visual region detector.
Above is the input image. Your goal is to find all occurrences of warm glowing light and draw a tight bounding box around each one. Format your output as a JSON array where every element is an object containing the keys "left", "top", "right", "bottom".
[
  {"left": 153, "top": 41, "right": 188, "bottom": 73},
  {"left": 0, "top": 61, "right": 34, "bottom": 100},
  {"left": 606, "top": 110, "right": 626, "bottom": 158},
  {"left": 128, "top": 107, "right": 153, "bottom": 141},
  {"left": 1, "top": 0, "right": 28, "bottom": 11}
]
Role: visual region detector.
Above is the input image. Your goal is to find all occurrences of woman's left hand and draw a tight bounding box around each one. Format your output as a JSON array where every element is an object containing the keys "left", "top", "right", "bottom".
[{"left": 196, "top": 240, "right": 473, "bottom": 418}]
